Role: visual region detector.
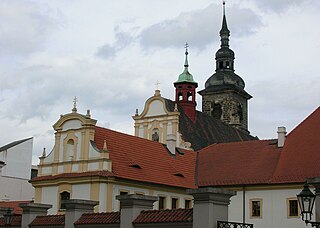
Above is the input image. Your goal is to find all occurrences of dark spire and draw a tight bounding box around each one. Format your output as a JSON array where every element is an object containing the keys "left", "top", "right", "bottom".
[{"left": 220, "top": 1, "right": 230, "bottom": 47}]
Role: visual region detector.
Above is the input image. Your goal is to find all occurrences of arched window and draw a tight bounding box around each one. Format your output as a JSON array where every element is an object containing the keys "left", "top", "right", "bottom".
[
  {"left": 226, "top": 61, "right": 230, "bottom": 68},
  {"left": 187, "top": 91, "right": 193, "bottom": 101},
  {"left": 219, "top": 61, "right": 223, "bottom": 69},
  {"left": 178, "top": 92, "right": 183, "bottom": 101},
  {"left": 212, "top": 102, "right": 222, "bottom": 120},
  {"left": 66, "top": 139, "right": 74, "bottom": 161},
  {"left": 60, "top": 191, "right": 70, "bottom": 209}
]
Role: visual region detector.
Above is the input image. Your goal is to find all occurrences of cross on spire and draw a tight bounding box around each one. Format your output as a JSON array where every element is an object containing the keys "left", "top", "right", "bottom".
[
  {"left": 72, "top": 96, "right": 78, "bottom": 113},
  {"left": 155, "top": 80, "right": 160, "bottom": 90}
]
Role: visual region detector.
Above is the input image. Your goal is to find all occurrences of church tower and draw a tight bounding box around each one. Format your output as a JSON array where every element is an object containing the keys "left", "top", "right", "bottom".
[
  {"left": 199, "top": 2, "right": 252, "bottom": 133},
  {"left": 174, "top": 44, "right": 198, "bottom": 122}
]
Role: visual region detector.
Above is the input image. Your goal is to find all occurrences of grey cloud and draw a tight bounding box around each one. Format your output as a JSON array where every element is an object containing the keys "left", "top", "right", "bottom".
[
  {"left": 0, "top": 0, "right": 61, "bottom": 57},
  {"left": 139, "top": 4, "right": 263, "bottom": 50},
  {"left": 251, "top": 0, "right": 313, "bottom": 12},
  {"left": 96, "top": 27, "right": 134, "bottom": 59}
]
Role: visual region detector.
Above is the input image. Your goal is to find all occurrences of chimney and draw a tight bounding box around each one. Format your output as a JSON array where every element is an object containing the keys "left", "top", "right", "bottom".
[
  {"left": 20, "top": 203, "right": 52, "bottom": 228},
  {"left": 277, "top": 126, "right": 286, "bottom": 148},
  {"left": 166, "top": 134, "right": 176, "bottom": 155},
  {"left": 117, "top": 194, "right": 157, "bottom": 228}
]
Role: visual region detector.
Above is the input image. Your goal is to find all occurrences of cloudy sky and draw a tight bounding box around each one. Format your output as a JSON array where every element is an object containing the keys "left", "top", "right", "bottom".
[{"left": 0, "top": 0, "right": 319, "bottom": 164}]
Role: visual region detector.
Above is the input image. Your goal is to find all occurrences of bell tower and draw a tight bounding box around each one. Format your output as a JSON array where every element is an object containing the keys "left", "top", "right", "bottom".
[
  {"left": 174, "top": 43, "right": 198, "bottom": 122},
  {"left": 198, "top": 2, "right": 252, "bottom": 133}
]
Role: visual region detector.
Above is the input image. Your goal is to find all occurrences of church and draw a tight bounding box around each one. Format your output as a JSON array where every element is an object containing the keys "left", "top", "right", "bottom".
[
  {"left": 28, "top": 3, "right": 320, "bottom": 228},
  {"left": 30, "top": 3, "right": 256, "bottom": 214},
  {"left": 133, "top": 4, "right": 255, "bottom": 151}
]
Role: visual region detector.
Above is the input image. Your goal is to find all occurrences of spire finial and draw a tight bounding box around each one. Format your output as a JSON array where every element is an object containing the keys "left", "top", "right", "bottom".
[
  {"left": 155, "top": 80, "right": 160, "bottom": 90},
  {"left": 220, "top": 1, "right": 230, "bottom": 47},
  {"left": 184, "top": 42, "right": 189, "bottom": 68},
  {"left": 72, "top": 96, "right": 78, "bottom": 113}
]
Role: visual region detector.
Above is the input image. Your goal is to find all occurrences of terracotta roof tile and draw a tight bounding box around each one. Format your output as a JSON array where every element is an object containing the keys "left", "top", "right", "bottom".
[
  {"left": 197, "top": 140, "right": 281, "bottom": 186},
  {"left": 74, "top": 212, "right": 120, "bottom": 225},
  {"left": 271, "top": 106, "right": 320, "bottom": 183},
  {"left": 94, "top": 126, "right": 196, "bottom": 189},
  {"left": 133, "top": 208, "right": 193, "bottom": 224},
  {"left": 31, "top": 170, "right": 114, "bottom": 182},
  {"left": 197, "top": 106, "right": 320, "bottom": 186},
  {"left": 165, "top": 99, "right": 257, "bottom": 151},
  {"left": 0, "top": 215, "right": 22, "bottom": 226},
  {"left": 0, "top": 201, "right": 32, "bottom": 215},
  {"left": 29, "top": 215, "right": 65, "bottom": 226}
]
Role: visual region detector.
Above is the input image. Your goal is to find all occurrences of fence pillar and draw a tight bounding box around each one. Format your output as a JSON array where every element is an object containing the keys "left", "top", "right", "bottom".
[
  {"left": 187, "top": 187, "right": 236, "bottom": 228},
  {"left": 20, "top": 203, "right": 52, "bottom": 228}
]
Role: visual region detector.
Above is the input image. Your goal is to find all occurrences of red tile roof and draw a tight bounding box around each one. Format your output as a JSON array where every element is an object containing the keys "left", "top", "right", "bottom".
[
  {"left": 29, "top": 215, "right": 65, "bottom": 226},
  {"left": 32, "top": 170, "right": 114, "bottom": 181},
  {"left": 198, "top": 106, "right": 320, "bottom": 187},
  {"left": 0, "top": 201, "right": 32, "bottom": 215},
  {"left": 74, "top": 212, "right": 120, "bottom": 225},
  {"left": 0, "top": 215, "right": 22, "bottom": 226},
  {"left": 94, "top": 126, "right": 196, "bottom": 189},
  {"left": 133, "top": 208, "right": 193, "bottom": 224},
  {"left": 197, "top": 140, "right": 281, "bottom": 186},
  {"left": 271, "top": 107, "right": 320, "bottom": 183}
]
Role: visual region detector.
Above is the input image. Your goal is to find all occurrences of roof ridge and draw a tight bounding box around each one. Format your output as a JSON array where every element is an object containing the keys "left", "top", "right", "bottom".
[
  {"left": 286, "top": 106, "right": 320, "bottom": 137},
  {"left": 0, "top": 137, "right": 33, "bottom": 152}
]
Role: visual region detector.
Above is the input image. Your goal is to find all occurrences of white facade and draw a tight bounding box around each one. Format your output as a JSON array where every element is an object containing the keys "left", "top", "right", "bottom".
[
  {"left": 228, "top": 186, "right": 309, "bottom": 228},
  {"left": 0, "top": 138, "right": 34, "bottom": 201}
]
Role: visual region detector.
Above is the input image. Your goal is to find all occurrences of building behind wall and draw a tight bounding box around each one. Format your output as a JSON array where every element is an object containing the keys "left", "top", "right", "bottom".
[
  {"left": 196, "top": 107, "right": 320, "bottom": 228},
  {"left": 0, "top": 138, "right": 34, "bottom": 201}
]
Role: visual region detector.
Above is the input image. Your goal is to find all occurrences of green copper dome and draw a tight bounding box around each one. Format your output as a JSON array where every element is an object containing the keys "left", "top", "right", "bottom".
[{"left": 174, "top": 47, "right": 198, "bottom": 85}]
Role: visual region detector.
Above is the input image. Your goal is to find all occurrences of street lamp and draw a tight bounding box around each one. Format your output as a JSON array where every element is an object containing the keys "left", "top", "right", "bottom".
[
  {"left": 297, "top": 183, "right": 320, "bottom": 227},
  {"left": 3, "top": 208, "right": 14, "bottom": 228}
]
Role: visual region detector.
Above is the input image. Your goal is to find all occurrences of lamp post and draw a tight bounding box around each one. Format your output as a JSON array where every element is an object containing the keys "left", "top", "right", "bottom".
[
  {"left": 3, "top": 208, "right": 14, "bottom": 228},
  {"left": 297, "top": 183, "right": 320, "bottom": 227}
]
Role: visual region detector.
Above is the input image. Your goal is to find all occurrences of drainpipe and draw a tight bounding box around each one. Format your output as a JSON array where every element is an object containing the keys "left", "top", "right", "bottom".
[{"left": 242, "top": 186, "right": 246, "bottom": 224}]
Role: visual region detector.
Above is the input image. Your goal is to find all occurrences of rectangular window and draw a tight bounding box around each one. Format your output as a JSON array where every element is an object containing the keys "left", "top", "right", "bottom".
[
  {"left": 159, "top": 196, "right": 166, "bottom": 210},
  {"left": 288, "top": 198, "right": 299, "bottom": 217},
  {"left": 172, "top": 197, "right": 178, "bottom": 209},
  {"left": 250, "top": 199, "right": 262, "bottom": 218},
  {"left": 185, "top": 199, "right": 191, "bottom": 209}
]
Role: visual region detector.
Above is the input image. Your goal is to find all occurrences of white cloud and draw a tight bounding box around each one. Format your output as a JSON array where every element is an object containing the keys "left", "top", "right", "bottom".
[{"left": 0, "top": 0, "right": 61, "bottom": 57}]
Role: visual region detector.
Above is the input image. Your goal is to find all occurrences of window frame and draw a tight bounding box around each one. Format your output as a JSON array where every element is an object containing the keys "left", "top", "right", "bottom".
[
  {"left": 171, "top": 197, "right": 179, "bottom": 209},
  {"left": 287, "top": 197, "right": 300, "bottom": 218},
  {"left": 249, "top": 199, "right": 263, "bottom": 219},
  {"left": 158, "top": 195, "right": 166, "bottom": 210}
]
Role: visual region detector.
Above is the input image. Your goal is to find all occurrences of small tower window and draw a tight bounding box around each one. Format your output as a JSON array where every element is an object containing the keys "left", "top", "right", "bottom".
[
  {"left": 60, "top": 191, "right": 70, "bottom": 210},
  {"left": 178, "top": 92, "right": 183, "bottom": 101},
  {"left": 219, "top": 61, "right": 223, "bottom": 69},
  {"left": 212, "top": 102, "right": 222, "bottom": 120},
  {"left": 226, "top": 61, "right": 230, "bottom": 68},
  {"left": 187, "top": 91, "right": 193, "bottom": 101},
  {"left": 237, "top": 104, "right": 243, "bottom": 122}
]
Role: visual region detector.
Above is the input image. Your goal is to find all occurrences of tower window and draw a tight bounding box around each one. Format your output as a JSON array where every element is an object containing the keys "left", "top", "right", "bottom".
[
  {"left": 211, "top": 102, "right": 222, "bottom": 120},
  {"left": 226, "top": 61, "right": 230, "bottom": 68},
  {"left": 178, "top": 92, "right": 183, "bottom": 101},
  {"left": 187, "top": 91, "right": 193, "bottom": 101},
  {"left": 219, "top": 61, "right": 223, "bottom": 69}
]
